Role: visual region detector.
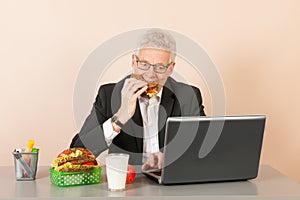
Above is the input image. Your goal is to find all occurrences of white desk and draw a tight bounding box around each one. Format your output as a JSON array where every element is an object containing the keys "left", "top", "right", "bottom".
[{"left": 1, "top": 165, "right": 300, "bottom": 200}]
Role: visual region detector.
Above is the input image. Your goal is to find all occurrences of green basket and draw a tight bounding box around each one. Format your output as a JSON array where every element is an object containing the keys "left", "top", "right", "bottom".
[{"left": 49, "top": 167, "right": 101, "bottom": 187}]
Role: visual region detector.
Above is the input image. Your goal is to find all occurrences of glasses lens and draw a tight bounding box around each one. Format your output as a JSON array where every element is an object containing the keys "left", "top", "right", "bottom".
[
  {"left": 154, "top": 65, "right": 167, "bottom": 73},
  {"left": 137, "top": 61, "right": 150, "bottom": 70},
  {"left": 135, "top": 54, "right": 170, "bottom": 73}
]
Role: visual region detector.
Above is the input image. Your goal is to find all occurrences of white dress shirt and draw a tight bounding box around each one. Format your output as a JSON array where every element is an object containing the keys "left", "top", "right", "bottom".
[{"left": 102, "top": 89, "right": 163, "bottom": 163}]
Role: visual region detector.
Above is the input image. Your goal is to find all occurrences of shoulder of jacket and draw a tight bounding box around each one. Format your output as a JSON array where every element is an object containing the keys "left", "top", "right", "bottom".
[
  {"left": 167, "top": 77, "right": 197, "bottom": 90},
  {"left": 97, "top": 83, "right": 116, "bottom": 94}
]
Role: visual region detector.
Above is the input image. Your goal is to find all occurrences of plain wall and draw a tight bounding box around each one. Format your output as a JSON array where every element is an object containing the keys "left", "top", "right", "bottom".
[{"left": 1, "top": 0, "right": 300, "bottom": 183}]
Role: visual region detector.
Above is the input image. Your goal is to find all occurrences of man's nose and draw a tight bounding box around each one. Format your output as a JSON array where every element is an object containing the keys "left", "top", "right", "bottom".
[
  {"left": 143, "top": 66, "right": 157, "bottom": 80},
  {"left": 146, "top": 66, "right": 156, "bottom": 75}
]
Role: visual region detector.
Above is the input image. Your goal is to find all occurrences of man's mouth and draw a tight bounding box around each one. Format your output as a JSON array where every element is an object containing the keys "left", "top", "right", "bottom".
[{"left": 131, "top": 74, "right": 161, "bottom": 98}]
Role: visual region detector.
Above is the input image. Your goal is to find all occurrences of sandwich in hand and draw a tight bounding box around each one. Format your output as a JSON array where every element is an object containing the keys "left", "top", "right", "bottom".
[
  {"left": 51, "top": 148, "right": 98, "bottom": 172},
  {"left": 130, "top": 74, "right": 161, "bottom": 98}
]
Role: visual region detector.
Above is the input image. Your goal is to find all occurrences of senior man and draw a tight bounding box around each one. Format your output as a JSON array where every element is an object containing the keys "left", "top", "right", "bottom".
[{"left": 70, "top": 28, "right": 206, "bottom": 170}]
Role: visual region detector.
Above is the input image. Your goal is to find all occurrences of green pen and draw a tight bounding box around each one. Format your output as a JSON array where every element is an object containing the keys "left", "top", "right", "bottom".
[
  {"left": 30, "top": 148, "right": 39, "bottom": 178},
  {"left": 31, "top": 148, "right": 39, "bottom": 153}
]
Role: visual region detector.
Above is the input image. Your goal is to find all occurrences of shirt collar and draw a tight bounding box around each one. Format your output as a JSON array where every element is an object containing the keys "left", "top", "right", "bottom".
[{"left": 156, "top": 87, "right": 163, "bottom": 102}]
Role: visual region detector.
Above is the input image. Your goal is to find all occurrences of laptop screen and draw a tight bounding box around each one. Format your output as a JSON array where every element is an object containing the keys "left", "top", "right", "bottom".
[{"left": 157, "top": 115, "right": 266, "bottom": 185}]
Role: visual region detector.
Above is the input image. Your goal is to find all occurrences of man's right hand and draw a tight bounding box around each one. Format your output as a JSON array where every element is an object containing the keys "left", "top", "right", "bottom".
[{"left": 115, "top": 77, "right": 147, "bottom": 125}]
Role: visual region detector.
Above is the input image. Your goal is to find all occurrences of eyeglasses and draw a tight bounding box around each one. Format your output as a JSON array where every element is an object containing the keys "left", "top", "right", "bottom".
[{"left": 135, "top": 55, "right": 172, "bottom": 74}]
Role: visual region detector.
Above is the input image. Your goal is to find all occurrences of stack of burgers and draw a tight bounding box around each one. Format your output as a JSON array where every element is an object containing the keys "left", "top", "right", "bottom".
[{"left": 51, "top": 148, "right": 99, "bottom": 172}]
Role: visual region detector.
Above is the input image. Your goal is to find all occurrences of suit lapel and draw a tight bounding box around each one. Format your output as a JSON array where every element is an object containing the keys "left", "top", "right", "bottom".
[
  {"left": 158, "top": 84, "right": 175, "bottom": 149},
  {"left": 130, "top": 101, "right": 144, "bottom": 152}
]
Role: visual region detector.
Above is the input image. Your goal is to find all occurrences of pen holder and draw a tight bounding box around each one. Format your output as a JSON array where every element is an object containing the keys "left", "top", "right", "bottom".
[{"left": 12, "top": 149, "right": 39, "bottom": 181}]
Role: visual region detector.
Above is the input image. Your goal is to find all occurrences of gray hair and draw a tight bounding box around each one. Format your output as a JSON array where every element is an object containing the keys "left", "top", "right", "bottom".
[{"left": 136, "top": 28, "right": 177, "bottom": 62}]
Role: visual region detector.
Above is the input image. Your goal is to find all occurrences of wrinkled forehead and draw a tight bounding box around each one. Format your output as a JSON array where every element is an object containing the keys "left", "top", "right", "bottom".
[{"left": 137, "top": 48, "right": 171, "bottom": 64}]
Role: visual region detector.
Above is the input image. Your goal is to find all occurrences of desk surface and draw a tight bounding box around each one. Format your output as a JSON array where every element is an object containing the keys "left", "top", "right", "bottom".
[{"left": 0, "top": 165, "right": 300, "bottom": 200}]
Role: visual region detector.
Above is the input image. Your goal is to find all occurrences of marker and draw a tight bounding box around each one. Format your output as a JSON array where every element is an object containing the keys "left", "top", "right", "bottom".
[
  {"left": 25, "top": 140, "right": 34, "bottom": 153},
  {"left": 30, "top": 148, "right": 39, "bottom": 177},
  {"left": 23, "top": 140, "right": 35, "bottom": 178},
  {"left": 24, "top": 140, "right": 34, "bottom": 162},
  {"left": 31, "top": 148, "right": 38, "bottom": 153}
]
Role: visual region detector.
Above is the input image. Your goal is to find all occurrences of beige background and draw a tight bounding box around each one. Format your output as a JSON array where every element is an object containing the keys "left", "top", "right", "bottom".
[{"left": 1, "top": 0, "right": 300, "bottom": 183}]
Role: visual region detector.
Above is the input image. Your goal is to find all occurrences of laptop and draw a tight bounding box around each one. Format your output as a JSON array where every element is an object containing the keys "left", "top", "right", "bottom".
[{"left": 143, "top": 115, "right": 266, "bottom": 185}]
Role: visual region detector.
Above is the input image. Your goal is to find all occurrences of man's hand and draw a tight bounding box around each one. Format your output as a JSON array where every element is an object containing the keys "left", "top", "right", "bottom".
[
  {"left": 116, "top": 78, "right": 147, "bottom": 124},
  {"left": 142, "top": 152, "right": 164, "bottom": 171}
]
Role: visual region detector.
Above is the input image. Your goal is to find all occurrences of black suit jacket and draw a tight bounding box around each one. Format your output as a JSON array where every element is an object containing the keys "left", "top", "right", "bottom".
[{"left": 70, "top": 77, "right": 205, "bottom": 164}]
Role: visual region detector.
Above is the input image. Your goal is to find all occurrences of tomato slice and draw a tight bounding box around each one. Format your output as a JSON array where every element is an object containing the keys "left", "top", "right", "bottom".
[
  {"left": 82, "top": 149, "right": 92, "bottom": 155},
  {"left": 82, "top": 162, "right": 95, "bottom": 166},
  {"left": 147, "top": 89, "right": 153, "bottom": 94}
]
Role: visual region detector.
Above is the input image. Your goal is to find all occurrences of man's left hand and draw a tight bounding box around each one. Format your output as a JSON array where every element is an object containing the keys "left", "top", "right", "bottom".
[{"left": 142, "top": 152, "right": 164, "bottom": 171}]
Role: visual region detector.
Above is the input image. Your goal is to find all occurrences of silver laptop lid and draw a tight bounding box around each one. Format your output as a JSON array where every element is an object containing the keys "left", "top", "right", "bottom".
[{"left": 159, "top": 115, "right": 266, "bottom": 185}]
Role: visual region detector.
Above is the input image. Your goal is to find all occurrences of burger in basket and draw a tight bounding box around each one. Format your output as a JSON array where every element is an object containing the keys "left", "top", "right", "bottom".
[
  {"left": 130, "top": 74, "right": 162, "bottom": 99},
  {"left": 50, "top": 148, "right": 101, "bottom": 187},
  {"left": 51, "top": 148, "right": 99, "bottom": 172}
]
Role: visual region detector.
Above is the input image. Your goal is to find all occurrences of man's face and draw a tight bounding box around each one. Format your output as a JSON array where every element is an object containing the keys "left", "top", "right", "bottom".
[{"left": 131, "top": 48, "right": 175, "bottom": 87}]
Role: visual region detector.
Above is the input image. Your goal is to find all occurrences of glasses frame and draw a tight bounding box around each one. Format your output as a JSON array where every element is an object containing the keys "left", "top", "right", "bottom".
[{"left": 134, "top": 55, "right": 173, "bottom": 74}]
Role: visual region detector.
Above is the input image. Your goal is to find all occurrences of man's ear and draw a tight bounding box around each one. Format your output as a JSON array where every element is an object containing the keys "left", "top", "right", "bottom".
[{"left": 169, "top": 62, "right": 175, "bottom": 73}]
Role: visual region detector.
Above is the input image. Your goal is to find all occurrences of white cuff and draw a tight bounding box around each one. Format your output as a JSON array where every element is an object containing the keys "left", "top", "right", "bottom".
[{"left": 103, "top": 118, "right": 119, "bottom": 146}]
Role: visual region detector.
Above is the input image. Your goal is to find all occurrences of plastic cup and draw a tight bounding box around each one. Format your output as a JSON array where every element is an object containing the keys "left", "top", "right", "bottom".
[{"left": 105, "top": 153, "right": 129, "bottom": 191}]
